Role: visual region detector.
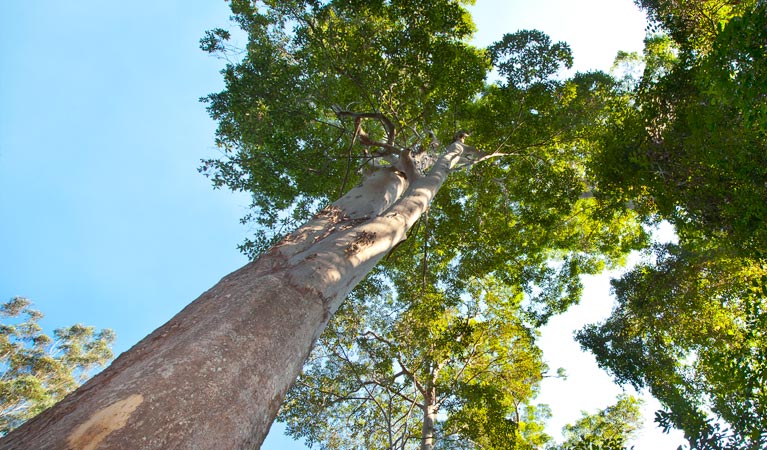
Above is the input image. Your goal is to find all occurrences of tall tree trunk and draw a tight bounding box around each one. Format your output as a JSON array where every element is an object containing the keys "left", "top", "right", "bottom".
[
  {"left": 420, "top": 361, "right": 442, "bottom": 450},
  {"left": 0, "top": 143, "right": 468, "bottom": 450},
  {"left": 420, "top": 387, "right": 438, "bottom": 450}
]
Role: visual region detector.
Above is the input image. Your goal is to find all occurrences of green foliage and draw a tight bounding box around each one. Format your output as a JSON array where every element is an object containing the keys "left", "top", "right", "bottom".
[
  {"left": 551, "top": 395, "right": 643, "bottom": 450},
  {"left": 518, "top": 404, "right": 553, "bottom": 449},
  {"left": 456, "top": 68, "right": 647, "bottom": 324},
  {"left": 278, "top": 264, "right": 553, "bottom": 449},
  {"left": 488, "top": 30, "right": 573, "bottom": 89},
  {"left": 597, "top": 2, "right": 767, "bottom": 258},
  {"left": 201, "top": 3, "right": 654, "bottom": 449},
  {"left": 578, "top": 248, "right": 767, "bottom": 449},
  {"left": 201, "top": 0, "right": 489, "bottom": 254},
  {"left": 201, "top": 1, "right": 646, "bottom": 265},
  {"left": 579, "top": 2, "right": 767, "bottom": 447},
  {"left": 634, "top": 0, "right": 756, "bottom": 51},
  {"left": 0, "top": 297, "right": 115, "bottom": 434}
]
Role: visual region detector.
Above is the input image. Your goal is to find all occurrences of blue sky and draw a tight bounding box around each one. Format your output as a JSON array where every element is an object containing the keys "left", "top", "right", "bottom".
[
  {"left": 0, "top": 1, "right": 681, "bottom": 448},
  {"left": 1, "top": 1, "right": 248, "bottom": 344}
]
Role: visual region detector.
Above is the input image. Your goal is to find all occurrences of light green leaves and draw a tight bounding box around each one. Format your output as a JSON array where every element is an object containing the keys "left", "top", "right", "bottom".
[
  {"left": 554, "top": 395, "right": 643, "bottom": 450},
  {"left": 0, "top": 297, "right": 115, "bottom": 434},
  {"left": 279, "top": 267, "right": 548, "bottom": 449}
]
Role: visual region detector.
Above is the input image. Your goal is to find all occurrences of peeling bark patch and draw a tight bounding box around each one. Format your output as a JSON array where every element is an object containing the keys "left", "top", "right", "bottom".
[
  {"left": 345, "top": 231, "right": 376, "bottom": 255},
  {"left": 275, "top": 232, "right": 298, "bottom": 246},
  {"left": 313, "top": 210, "right": 371, "bottom": 243},
  {"left": 314, "top": 205, "right": 346, "bottom": 222},
  {"left": 66, "top": 394, "right": 143, "bottom": 450}
]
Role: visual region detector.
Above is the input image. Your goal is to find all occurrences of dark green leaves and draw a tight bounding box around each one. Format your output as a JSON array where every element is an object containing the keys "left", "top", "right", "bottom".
[
  {"left": 201, "top": 0, "right": 491, "bottom": 255},
  {"left": 488, "top": 30, "right": 573, "bottom": 89},
  {"left": 594, "top": 2, "right": 767, "bottom": 257},
  {"left": 634, "top": 0, "right": 756, "bottom": 52},
  {"left": 580, "top": 7, "right": 767, "bottom": 442},
  {"left": 199, "top": 28, "right": 231, "bottom": 54}
]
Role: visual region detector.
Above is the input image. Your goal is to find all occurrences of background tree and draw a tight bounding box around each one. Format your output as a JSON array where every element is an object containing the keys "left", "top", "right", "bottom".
[
  {"left": 278, "top": 270, "right": 553, "bottom": 450},
  {"left": 593, "top": 0, "right": 767, "bottom": 258},
  {"left": 549, "top": 395, "right": 643, "bottom": 450},
  {"left": 0, "top": 297, "right": 114, "bottom": 435},
  {"left": 579, "top": 1, "right": 767, "bottom": 448},
  {"left": 578, "top": 248, "right": 767, "bottom": 449},
  {"left": 635, "top": 0, "right": 753, "bottom": 52}
]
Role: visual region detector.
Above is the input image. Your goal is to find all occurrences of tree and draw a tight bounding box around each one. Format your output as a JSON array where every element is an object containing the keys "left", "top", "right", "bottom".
[
  {"left": 578, "top": 247, "right": 767, "bottom": 449},
  {"left": 549, "top": 395, "right": 643, "bottom": 450},
  {"left": 0, "top": 2, "right": 644, "bottom": 449},
  {"left": 0, "top": 297, "right": 114, "bottom": 434},
  {"left": 579, "top": 1, "right": 767, "bottom": 448},
  {"left": 634, "top": 0, "right": 754, "bottom": 52},
  {"left": 278, "top": 271, "right": 553, "bottom": 450}
]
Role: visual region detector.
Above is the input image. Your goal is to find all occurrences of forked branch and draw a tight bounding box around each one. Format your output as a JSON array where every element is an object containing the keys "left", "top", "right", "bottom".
[{"left": 332, "top": 106, "right": 397, "bottom": 145}]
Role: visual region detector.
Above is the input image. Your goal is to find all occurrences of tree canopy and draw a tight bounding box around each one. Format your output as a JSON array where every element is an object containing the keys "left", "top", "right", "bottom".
[
  {"left": 201, "top": 0, "right": 646, "bottom": 312},
  {"left": 196, "top": 1, "right": 651, "bottom": 448},
  {"left": 278, "top": 258, "right": 551, "bottom": 448},
  {"left": 578, "top": 1, "right": 767, "bottom": 448},
  {"left": 553, "top": 395, "right": 643, "bottom": 450},
  {"left": 593, "top": 0, "right": 767, "bottom": 258}
]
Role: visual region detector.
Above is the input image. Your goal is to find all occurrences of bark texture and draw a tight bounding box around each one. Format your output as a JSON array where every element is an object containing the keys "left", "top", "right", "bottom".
[
  {"left": 420, "top": 388, "right": 438, "bottom": 450},
  {"left": 0, "top": 143, "right": 468, "bottom": 450}
]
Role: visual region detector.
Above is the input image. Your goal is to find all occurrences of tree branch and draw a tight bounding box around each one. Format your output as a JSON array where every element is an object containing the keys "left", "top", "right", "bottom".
[
  {"left": 339, "top": 117, "right": 363, "bottom": 194},
  {"left": 335, "top": 344, "right": 391, "bottom": 421},
  {"left": 332, "top": 107, "right": 397, "bottom": 145},
  {"left": 360, "top": 330, "right": 427, "bottom": 397}
]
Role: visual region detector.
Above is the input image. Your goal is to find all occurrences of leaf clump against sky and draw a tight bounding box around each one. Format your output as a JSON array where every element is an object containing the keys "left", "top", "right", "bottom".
[{"left": 0, "top": 298, "right": 115, "bottom": 435}]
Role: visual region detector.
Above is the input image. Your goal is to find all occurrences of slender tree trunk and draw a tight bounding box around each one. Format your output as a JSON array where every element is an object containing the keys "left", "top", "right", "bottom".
[
  {"left": 420, "top": 361, "right": 442, "bottom": 450},
  {"left": 420, "top": 387, "right": 438, "bottom": 450},
  {"left": 0, "top": 144, "right": 468, "bottom": 450}
]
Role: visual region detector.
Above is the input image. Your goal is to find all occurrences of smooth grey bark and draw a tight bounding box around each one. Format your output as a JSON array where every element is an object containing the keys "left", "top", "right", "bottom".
[{"left": 0, "top": 143, "right": 474, "bottom": 450}]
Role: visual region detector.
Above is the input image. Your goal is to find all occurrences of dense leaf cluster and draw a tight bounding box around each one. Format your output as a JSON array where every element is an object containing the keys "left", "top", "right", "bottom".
[
  {"left": 579, "top": 248, "right": 767, "bottom": 448},
  {"left": 201, "top": 0, "right": 488, "bottom": 254},
  {"left": 595, "top": 2, "right": 767, "bottom": 258},
  {"left": 554, "top": 395, "right": 643, "bottom": 450},
  {"left": 278, "top": 238, "right": 553, "bottom": 449}
]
